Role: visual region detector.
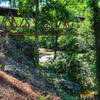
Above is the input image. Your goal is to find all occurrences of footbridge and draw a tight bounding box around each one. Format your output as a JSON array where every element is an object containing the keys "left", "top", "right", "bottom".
[
  {"left": 0, "top": 6, "right": 36, "bottom": 35},
  {"left": 0, "top": 6, "right": 85, "bottom": 36}
]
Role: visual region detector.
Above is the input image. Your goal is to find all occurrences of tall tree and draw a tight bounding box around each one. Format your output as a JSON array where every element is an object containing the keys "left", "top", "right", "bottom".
[
  {"left": 91, "top": 0, "right": 100, "bottom": 97},
  {"left": 34, "top": 0, "right": 39, "bottom": 67},
  {"left": 17, "top": 0, "right": 40, "bottom": 67}
]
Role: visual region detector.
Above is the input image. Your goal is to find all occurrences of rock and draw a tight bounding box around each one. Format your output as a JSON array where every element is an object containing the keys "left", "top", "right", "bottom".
[
  {"left": 13, "top": 69, "right": 26, "bottom": 80},
  {"left": 3, "top": 65, "right": 14, "bottom": 72},
  {"left": 39, "top": 54, "right": 54, "bottom": 63}
]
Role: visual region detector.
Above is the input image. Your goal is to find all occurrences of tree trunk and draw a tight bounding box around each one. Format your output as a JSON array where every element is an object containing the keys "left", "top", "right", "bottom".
[
  {"left": 94, "top": 20, "right": 100, "bottom": 97},
  {"left": 34, "top": 0, "right": 39, "bottom": 67},
  {"left": 92, "top": 0, "right": 100, "bottom": 97},
  {"left": 53, "top": 35, "right": 58, "bottom": 61}
]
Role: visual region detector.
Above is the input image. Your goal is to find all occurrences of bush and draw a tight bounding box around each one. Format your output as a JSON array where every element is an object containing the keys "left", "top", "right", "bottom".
[
  {"left": 39, "top": 36, "right": 55, "bottom": 49},
  {"left": 49, "top": 53, "right": 95, "bottom": 91}
]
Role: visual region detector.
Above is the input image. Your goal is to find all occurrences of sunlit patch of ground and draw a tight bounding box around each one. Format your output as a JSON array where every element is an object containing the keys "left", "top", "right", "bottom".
[{"left": 80, "top": 90, "right": 97, "bottom": 98}]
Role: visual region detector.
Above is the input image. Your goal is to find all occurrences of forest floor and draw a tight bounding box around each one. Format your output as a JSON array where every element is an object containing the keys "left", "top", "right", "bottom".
[
  {"left": 0, "top": 48, "right": 97, "bottom": 100},
  {"left": 0, "top": 71, "right": 60, "bottom": 100},
  {"left": 0, "top": 78, "right": 30, "bottom": 100}
]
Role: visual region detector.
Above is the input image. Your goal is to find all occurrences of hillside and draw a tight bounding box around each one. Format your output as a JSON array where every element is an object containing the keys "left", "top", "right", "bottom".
[{"left": 0, "top": 36, "right": 96, "bottom": 100}]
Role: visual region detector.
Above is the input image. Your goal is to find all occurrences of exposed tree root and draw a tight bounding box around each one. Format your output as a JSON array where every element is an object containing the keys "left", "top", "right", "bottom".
[{"left": 0, "top": 71, "right": 39, "bottom": 100}]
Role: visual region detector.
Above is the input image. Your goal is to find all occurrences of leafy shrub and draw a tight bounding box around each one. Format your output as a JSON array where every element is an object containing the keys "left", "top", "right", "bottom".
[
  {"left": 49, "top": 53, "right": 75, "bottom": 73},
  {"left": 39, "top": 36, "right": 55, "bottom": 49},
  {"left": 38, "top": 95, "right": 51, "bottom": 100},
  {"left": 49, "top": 53, "right": 95, "bottom": 92}
]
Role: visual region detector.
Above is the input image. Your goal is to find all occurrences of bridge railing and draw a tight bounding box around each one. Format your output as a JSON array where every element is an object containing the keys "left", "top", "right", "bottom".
[{"left": 0, "top": 7, "right": 35, "bottom": 34}]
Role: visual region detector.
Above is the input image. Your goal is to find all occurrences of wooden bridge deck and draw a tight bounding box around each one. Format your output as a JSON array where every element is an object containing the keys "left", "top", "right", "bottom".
[{"left": 0, "top": 6, "right": 35, "bottom": 17}]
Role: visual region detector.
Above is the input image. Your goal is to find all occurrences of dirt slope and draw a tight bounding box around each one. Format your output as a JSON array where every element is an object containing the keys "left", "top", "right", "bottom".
[
  {"left": 0, "top": 79, "right": 32, "bottom": 100},
  {"left": 0, "top": 71, "right": 60, "bottom": 100}
]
